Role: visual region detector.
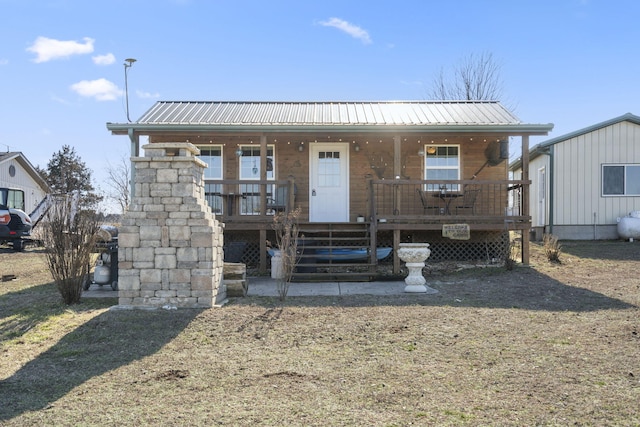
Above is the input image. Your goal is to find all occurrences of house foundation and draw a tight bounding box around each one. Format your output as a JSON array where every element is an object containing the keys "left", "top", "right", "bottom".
[{"left": 117, "top": 143, "right": 226, "bottom": 309}]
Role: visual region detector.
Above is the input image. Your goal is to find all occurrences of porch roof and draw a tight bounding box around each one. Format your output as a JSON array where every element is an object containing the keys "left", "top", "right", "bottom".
[{"left": 107, "top": 101, "right": 553, "bottom": 136}]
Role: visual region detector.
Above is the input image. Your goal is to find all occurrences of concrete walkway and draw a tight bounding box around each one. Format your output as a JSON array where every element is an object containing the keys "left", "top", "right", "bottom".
[
  {"left": 247, "top": 277, "right": 412, "bottom": 297},
  {"left": 84, "top": 278, "right": 417, "bottom": 298}
]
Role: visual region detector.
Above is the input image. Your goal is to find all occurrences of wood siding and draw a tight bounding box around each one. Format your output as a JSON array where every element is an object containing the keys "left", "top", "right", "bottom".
[{"left": 151, "top": 133, "right": 509, "bottom": 221}]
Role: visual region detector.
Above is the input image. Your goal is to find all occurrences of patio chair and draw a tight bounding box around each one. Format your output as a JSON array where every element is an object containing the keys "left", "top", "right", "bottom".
[
  {"left": 454, "top": 188, "right": 480, "bottom": 214},
  {"left": 416, "top": 189, "right": 441, "bottom": 215},
  {"left": 267, "top": 184, "right": 297, "bottom": 212}
]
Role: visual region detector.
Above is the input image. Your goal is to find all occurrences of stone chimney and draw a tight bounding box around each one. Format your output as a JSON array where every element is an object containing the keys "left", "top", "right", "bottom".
[{"left": 117, "top": 142, "right": 225, "bottom": 308}]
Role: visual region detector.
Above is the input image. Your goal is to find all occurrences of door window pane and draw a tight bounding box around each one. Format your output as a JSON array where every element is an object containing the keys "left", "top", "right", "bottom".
[{"left": 318, "top": 151, "right": 341, "bottom": 187}]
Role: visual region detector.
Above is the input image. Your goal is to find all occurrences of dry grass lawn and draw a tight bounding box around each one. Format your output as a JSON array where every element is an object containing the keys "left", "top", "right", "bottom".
[{"left": 1, "top": 241, "right": 639, "bottom": 426}]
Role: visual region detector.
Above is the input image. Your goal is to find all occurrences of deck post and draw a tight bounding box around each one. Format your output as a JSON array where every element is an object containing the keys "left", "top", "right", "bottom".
[
  {"left": 393, "top": 135, "right": 402, "bottom": 215},
  {"left": 259, "top": 135, "right": 268, "bottom": 216},
  {"left": 287, "top": 175, "right": 296, "bottom": 213},
  {"left": 521, "top": 135, "right": 531, "bottom": 265},
  {"left": 393, "top": 229, "right": 401, "bottom": 274},
  {"left": 367, "top": 177, "right": 378, "bottom": 275},
  {"left": 259, "top": 228, "right": 267, "bottom": 273}
]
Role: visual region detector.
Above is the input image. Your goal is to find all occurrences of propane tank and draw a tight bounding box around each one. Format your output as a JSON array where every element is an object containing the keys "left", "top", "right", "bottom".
[{"left": 93, "top": 265, "right": 111, "bottom": 284}]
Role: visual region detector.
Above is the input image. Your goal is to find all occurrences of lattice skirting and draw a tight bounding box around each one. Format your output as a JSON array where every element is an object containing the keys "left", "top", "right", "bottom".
[
  {"left": 389, "top": 230, "right": 517, "bottom": 263},
  {"left": 224, "top": 230, "right": 520, "bottom": 267}
]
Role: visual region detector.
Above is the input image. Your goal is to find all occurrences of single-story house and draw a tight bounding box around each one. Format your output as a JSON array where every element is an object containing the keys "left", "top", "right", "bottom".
[
  {"left": 107, "top": 100, "right": 553, "bottom": 279},
  {"left": 510, "top": 113, "right": 640, "bottom": 240}
]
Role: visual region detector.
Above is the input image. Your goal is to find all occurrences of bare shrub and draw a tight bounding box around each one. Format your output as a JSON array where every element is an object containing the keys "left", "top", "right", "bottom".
[
  {"left": 272, "top": 208, "right": 301, "bottom": 301},
  {"left": 543, "top": 233, "right": 562, "bottom": 263},
  {"left": 41, "top": 199, "right": 101, "bottom": 304}
]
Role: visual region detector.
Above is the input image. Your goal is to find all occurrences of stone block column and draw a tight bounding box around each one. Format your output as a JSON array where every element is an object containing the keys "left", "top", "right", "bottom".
[{"left": 118, "top": 142, "right": 225, "bottom": 309}]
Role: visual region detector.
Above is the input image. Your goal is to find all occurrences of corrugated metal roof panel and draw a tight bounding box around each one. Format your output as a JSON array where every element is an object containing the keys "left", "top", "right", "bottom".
[{"left": 135, "top": 101, "right": 522, "bottom": 127}]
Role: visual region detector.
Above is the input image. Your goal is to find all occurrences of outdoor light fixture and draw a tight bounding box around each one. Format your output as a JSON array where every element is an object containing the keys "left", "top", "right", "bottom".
[
  {"left": 298, "top": 142, "right": 305, "bottom": 152},
  {"left": 354, "top": 142, "right": 360, "bottom": 152},
  {"left": 123, "top": 58, "right": 137, "bottom": 122},
  {"left": 235, "top": 147, "right": 243, "bottom": 157}
]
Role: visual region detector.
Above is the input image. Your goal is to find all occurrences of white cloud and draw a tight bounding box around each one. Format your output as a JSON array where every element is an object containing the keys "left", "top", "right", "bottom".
[
  {"left": 27, "top": 36, "right": 95, "bottom": 63},
  {"left": 319, "top": 17, "right": 372, "bottom": 44},
  {"left": 93, "top": 53, "right": 115, "bottom": 65},
  {"left": 70, "top": 78, "right": 121, "bottom": 101},
  {"left": 136, "top": 89, "right": 160, "bottom": 99}
]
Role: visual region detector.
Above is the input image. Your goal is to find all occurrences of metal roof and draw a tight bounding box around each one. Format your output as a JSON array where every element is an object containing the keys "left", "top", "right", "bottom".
[
  {"left": 107, "top": 101, "right": 554, "bottom": 135},
  {"left": 509, "top": 112, "right": 640, "bottom": 171},
  {"left": 138, "top": 100, "right": 520, "bottom": 125}
]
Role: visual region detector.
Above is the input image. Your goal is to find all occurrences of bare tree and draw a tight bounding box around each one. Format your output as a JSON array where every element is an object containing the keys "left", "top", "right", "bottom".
[
  {"left": 41, "top": 197, "right": 101, "bottom": 304},
  {"left": 428, "top": 52, "right": 503, "bottom": 100},
  {"left": 104, "top": 155, "right": 131, "bottom": 214},
  {"left": 272, "top": 207, "right": 301, "bottom": 301}
]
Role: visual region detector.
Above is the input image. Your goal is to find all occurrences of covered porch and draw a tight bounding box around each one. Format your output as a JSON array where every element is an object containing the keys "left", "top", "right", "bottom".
[{"left": 106, "top": 101, "right": 553, "bottom": 279}]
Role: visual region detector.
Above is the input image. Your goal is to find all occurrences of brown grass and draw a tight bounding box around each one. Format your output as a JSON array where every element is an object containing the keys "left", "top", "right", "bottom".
[{"left": 1, "top": 241, "right": 639, "bottom": 426}]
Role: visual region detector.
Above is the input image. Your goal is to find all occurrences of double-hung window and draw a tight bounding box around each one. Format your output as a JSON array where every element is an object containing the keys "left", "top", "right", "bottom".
[
  {"left": 239, "top": 145, "right": 275, "bottom": 214},
  {"left": 424, "top": 145, "right": 460, "bottom": 191},
  {"left": 602, "top": 164, "right": 640, "bottom": 196},
  {"left": 198, "top": 146, "right": 223, "bottom": 213}
]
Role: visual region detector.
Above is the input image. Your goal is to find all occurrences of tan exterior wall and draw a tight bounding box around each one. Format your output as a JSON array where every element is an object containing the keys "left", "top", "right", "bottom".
[{"left": 553, "top": 121, "right": 640, "bottom": 227}]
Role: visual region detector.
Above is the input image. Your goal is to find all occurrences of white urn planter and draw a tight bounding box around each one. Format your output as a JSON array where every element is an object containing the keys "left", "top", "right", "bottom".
[{"left": 397, "top": 243, "right": 438, "bottom": 294}]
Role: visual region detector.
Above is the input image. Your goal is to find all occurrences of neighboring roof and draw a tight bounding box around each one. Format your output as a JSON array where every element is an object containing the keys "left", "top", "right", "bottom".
[
  {"left": 0, "top": 151, "right": 51, "bottom": 192},
  {"left": 509, "top": 113, "right": 640, "bottom": 171},
  {"left": 107, "top": 101, "right": 553, "bottom": 135}
]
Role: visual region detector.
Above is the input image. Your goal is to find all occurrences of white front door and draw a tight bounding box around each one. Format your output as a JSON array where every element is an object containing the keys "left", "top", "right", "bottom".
[
  {"left": 309, "top": 143, "right": 349, "bottom": 222},
  {"left": 537, "top": 167, "right": 546, "bottom": 226}
]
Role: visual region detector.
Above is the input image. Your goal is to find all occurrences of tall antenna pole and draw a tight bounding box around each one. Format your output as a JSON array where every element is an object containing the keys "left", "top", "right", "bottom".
[{"left": 124, "top": 58, "right": 137, "bottom": 122}]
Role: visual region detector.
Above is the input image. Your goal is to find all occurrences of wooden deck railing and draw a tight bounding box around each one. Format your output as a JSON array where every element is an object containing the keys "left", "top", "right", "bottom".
[
  {"left": 210, "top": 178, "right": 529, "bottom": 226},
  {"left": 367, "top": 179, "right": 528, "bottom": 225},
  {"left": 209, "top": 178, "right": 296, "bottom": 223}
]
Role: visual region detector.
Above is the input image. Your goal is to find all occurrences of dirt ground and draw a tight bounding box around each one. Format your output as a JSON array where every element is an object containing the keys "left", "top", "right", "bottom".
[{"left": 1, "top": 240, "right": 639, "bottom": 426}]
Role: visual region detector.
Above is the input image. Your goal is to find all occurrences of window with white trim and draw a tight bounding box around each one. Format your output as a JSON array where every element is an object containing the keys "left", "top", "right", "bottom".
[
  {"left": 424, "top": 145, "right": 460, "bottom": 191},
  {"left": 239, "top": 145, "right": 275, "bottom": 214},
  {"left": 197, "top": 145, "right": 223, "bottom": 213},
  {"left": 602, "top": 164, "right": 640, "bottom": 196}
]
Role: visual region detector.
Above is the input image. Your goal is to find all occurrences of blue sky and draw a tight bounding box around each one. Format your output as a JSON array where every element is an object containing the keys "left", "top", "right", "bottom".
[{"left": 1, "top": 0, "right": 639, "bottom": 212}]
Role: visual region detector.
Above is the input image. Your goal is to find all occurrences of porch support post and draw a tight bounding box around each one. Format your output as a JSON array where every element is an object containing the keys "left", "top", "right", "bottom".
[
  {"left": 259, "top": 135, "right": 267, "bottom": 216},
  {"left": 393, "top": 135, "right": 402, "bottom": 215},
  {"left": 391, "top": 136, "right": 403, "bottom": 274},
  {"left": 259, "top": 229, "right": 267, "bottom": 273},
  {"left": 128, "top": 128, "right": 139, "bottom": 198},
  {"left": 393, "top": 229, "right": 401, "bottom": 274},
  {"left": 259, "top": 135, "right": 268, "bottom": 273},
  {"left": 521, "top": 135, "right": 531, "bottom": 265},
  {"left": 393, "top": 135, "right": 402, "bottom": 177}
]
